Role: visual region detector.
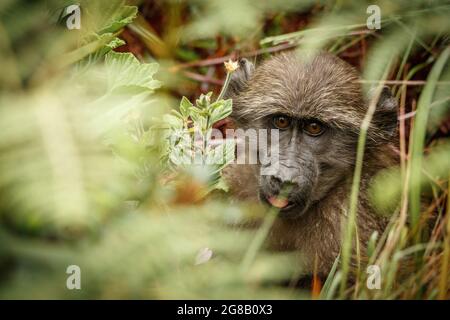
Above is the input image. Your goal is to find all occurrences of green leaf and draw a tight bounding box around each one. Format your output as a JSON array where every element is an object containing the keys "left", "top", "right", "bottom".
[
  {"left": 196, "top": 92, "right": 213, "bottom": 109},
  {"left": 76, "top": 37, "right": 126, "bottom": 72},
  {"left": 105, "top": 52, "right": 161, "bottom": 92},
  {"left": 189, "top": 107, "right": 204, "bottom": 123},
  {"left": 163, "top": 114, "right": 184, "bottom": 129},
  {"left": 63, "top": 33, "right": 118, "bottom": 67},
  {"left": 98, "top": 6, "right": 138, "bottom": 35},
  {"left": 209, "top": 99, "right": 232, "bottom": 124},
  {"left": 180, "top": 97, "right": 194, "bottom": 119}
]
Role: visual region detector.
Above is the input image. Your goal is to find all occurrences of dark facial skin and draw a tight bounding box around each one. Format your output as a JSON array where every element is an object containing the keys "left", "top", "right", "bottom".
[{"left": 257, "top": 114, "right": 358, "bottom": 217}]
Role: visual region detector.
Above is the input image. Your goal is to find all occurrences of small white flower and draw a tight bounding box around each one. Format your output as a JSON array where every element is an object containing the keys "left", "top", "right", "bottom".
[{"left": 224, "top": 59, "right": 239, "bottom": 73}]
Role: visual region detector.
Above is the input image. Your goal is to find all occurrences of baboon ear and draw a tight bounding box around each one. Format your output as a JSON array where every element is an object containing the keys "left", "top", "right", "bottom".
[
  {"left": 223, "top": 58, "right": 254, "bottom": 98},
  {"left": 371, "top": 86, "right": 398, "bottom": 140}
]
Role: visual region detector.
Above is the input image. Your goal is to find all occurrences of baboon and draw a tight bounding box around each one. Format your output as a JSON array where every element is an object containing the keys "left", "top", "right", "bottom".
[{"left": 222, "top": 51, "right": 398, "bottom": 276}]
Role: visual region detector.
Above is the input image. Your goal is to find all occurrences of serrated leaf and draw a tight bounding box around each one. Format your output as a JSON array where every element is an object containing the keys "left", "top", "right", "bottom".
[
  {"left": 76, "top": 36, "right": 126, "bottom": 72},
  {"left": 105, "top": 52, "right": 161, "bottom": 92},
  {"left": 98, "top": 6, "right": 138, "bottom": 34}
]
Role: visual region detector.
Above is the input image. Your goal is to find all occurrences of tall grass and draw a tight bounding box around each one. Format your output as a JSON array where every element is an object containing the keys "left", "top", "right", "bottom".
[{"left": 258, "top": 1, "right": 450, "bottom": 299}]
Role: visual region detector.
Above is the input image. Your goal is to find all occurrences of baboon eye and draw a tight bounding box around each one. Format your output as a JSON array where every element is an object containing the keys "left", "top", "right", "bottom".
[
  {"left": 303, "top": 121, "right": 324, "bottom": 136},
  {"left": 272, "top": 115, "right": 291, "bottom": 130}
]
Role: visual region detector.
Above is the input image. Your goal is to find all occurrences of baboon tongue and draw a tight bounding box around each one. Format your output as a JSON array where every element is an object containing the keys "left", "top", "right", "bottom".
[{"left": 267, "top": 196, "right": 289, "bottom": 209}]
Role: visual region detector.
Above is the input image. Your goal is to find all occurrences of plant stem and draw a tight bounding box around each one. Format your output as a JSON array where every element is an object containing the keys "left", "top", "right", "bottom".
[
  {"left": 216, "top": 72, "right": 232, "bottom": 102},
  {"left": 339, "top": 73, "right": 390, "bottom": 297},
  {"left": 240, "top": 208, "right": 278, "bottom": 273},
  {"left": 409, "top": 47, "right": 450, "bottom": 242}
]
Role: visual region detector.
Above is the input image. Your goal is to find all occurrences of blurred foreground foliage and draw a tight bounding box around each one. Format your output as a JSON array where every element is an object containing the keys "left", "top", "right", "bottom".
[
  {"left": 0, "top": 0, "right": 449, "bottom": 299},
  {"left": 0, "top": 0, "right": 301, "bottom": 299}
]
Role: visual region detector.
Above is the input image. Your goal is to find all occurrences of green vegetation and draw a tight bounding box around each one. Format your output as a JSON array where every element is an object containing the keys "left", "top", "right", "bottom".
[{"left": 0, "top": 0, "right": 448, "bottom": 299}]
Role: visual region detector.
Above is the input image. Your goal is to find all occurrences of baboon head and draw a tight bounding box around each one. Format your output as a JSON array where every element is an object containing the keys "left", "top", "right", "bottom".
[{"left": 225, "top": 52, "right": 397, "bottom": 218}]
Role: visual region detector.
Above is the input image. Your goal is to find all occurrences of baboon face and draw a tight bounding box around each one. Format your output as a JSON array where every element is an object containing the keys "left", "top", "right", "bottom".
[
  {"left": 226, "top": 52, "right": 397, "bottom": 218},
  {"left": 257, "top": 113, "right": 358, "bottom": 218}
]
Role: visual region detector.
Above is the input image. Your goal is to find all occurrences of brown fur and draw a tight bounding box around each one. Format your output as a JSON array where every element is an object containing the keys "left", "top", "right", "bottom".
[{"left": 223, "top": 51, "right": 398, "bottom": 276}]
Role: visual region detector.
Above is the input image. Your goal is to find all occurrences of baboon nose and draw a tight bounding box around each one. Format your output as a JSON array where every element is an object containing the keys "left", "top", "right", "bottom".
[{"left": 268, "top": 176, "right": 298, "bottom": 197}]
